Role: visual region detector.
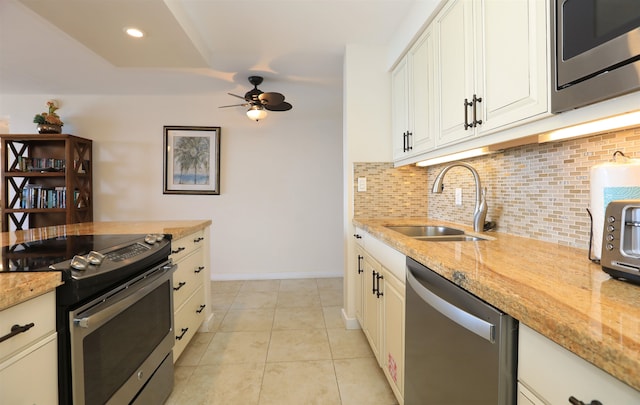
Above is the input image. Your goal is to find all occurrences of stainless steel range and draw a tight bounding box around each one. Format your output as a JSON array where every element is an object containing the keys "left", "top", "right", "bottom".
[{"left": 2, "top": 233, "right": 176, "bottom": 405}]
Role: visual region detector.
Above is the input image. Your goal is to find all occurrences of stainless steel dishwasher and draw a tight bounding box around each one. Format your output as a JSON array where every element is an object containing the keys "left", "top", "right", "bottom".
[{"left": 405, "top": 257, "right": 518, "bottom": 405}]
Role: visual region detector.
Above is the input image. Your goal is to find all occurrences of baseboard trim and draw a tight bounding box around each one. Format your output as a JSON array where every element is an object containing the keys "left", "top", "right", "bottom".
[
  {"left": 198, "top": 313, "right": 216, "bottom": 333},
  {"left": 342, "top": 308, "right": 361, "bottom": 330},
  {"left": 211, "top": 271, "right": 344, "bottom": 281}
]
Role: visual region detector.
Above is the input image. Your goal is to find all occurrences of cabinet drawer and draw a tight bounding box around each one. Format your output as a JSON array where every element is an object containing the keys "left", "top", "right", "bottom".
[
  {"left": 173, "top": 250, "right": 205, "bottom": 309},
  {"left": 517, "top": 382, "right": 545, "bottom": 405},
  {"left": 518, "top": 324, "right": 640, "bottom": 404},
  {"left": 173, "top": 286, "right": 206, "bottom": 360},
  {"left": 0, "top": 291, "right": 56, "bottom": 362},
  {"left": 170, "top": 230, "right": 204, "bottom": 262},
  {"left": 0, "top": 333, "right": 58, "bottom": 405}
]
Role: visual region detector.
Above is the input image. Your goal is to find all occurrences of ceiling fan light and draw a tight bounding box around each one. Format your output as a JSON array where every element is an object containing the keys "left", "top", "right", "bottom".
[
  {"left": 247, "top": 105, "right": 268, "bottom": 121},
  {"left": 124, "top": 27, "right": 144, "bottom": 38}
]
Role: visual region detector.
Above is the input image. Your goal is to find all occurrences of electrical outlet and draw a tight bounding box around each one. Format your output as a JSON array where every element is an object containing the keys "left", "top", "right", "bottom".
[
  {"left": 357, "top": 177, "right": 367, "bottom": 192},
  {"left": 455, "top": 188, "right": 462, "bottom": 205}
]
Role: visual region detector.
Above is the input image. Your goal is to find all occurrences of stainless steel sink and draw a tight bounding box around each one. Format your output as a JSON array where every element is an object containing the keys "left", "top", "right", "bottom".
[
  {"left": 385, "top": 225, "right": 465, "bottom": 237},
  {"left": 413, "top": 235, "right": 486, "bottom": 242},
  {"left": 385, "top": 225, "right": 488, "bottom": 241}
]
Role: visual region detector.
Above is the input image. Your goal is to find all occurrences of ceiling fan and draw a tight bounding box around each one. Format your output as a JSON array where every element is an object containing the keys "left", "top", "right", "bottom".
[{"left": 219, "top": 76, "right": 293, "bottom": 121}]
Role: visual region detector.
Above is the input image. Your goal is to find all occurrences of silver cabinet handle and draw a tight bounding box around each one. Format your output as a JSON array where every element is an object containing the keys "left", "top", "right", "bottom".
[{"left": 407, "top": 267, "right": 495, "bottom": 342}]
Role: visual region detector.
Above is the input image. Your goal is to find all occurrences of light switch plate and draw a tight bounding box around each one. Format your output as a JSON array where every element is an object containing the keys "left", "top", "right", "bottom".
[
  {"left": 357, "top": 177, "right": 367, "bottom": 192},
  {"left": 455, "top": 188, "right": 462, "bottom": 205}
]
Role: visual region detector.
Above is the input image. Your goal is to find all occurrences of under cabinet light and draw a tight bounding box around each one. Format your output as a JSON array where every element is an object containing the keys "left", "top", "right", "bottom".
[
  {"left": 539, "top": 110, "right": 640, "bottom": 143},
  {"left": 415, "top": 147, "right": 494, "bottom": 167}
]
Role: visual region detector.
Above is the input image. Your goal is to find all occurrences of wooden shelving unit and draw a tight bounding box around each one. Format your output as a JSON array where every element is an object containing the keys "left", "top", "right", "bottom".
[{"left": 0, "top": 134, "right": 93, "bottom": 232}]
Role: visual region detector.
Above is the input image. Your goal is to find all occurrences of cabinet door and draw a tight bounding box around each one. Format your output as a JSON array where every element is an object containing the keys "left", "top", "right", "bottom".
[
  {"left": 517, "top": 382, "right": 545, "bottom": 405},
  {"left": 354, "top": 245, "right": 365, "bottom": 325},
  {"left": 437, "top": 0, "right": 475, "bottom": 146},
  {"left": 362, "top": 253, "right": 382, "bottom": 363},
  {"left": 519, "top": 324, "right": 640, "bottom": 404},
  {"left": 382, "top": 268, "right": 405, "bottom": 402},
  {"left": 0, "top": 334, "right": 58, "bottom": 405},
  {"left": 409, "top": 26, "right": 436, "bottom": 155},
  {"left": 391, "top": 56, "right": 409, "bottom": 160},
  {"left": 479, "top": 0, "right": 548, "bottom": 135}
]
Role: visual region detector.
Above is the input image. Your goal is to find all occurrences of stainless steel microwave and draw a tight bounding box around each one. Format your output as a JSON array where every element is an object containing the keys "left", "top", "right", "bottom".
[{"left": 551, "top": 0, "right": 640, "bottom": 113}]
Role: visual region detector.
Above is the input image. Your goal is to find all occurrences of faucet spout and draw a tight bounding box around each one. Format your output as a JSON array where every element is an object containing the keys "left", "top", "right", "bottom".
[{"left": 431, "top": 161, "right": 487, "bottom": 233}]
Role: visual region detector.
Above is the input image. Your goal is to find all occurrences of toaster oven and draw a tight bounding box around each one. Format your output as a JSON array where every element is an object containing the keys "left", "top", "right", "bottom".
[{"left": 601, "top": 200, "right": 640, "bottom": 284}]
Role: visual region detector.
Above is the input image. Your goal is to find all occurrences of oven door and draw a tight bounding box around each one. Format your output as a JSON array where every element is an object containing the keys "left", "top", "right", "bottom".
[
  {"left": 552, "top": 0, "right": 640, "bottom": 112},
  {"left": 69, "top": 261, "right": 176, "bottom": 405}
]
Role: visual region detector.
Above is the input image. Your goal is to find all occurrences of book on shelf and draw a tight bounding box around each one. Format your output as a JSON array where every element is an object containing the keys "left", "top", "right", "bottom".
[
  {"left": 16, "top": 156, "right": 65, "bottom": 172},
  {"left": 20, "top": 184, "right": 67, "bottom": 209}
]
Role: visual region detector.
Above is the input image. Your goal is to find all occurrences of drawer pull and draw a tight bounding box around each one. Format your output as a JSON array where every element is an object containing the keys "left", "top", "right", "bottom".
[
  {"left": 194, "top": 237, "right": 204, "bottom": 243},
  {"left": 171, "top": 247, "right": 186, "bottom": 254},
  {"left": 175, "top": 327, "right": 189, "bottom": 340},
  {"left": 569, "top": 396, "right": 603, "bottom": 405},
  {"left": 194, "top": 266, "right": 205, "bottom": 274},
  {"left": 173, "top": 281, "right": 186, "bottom": 291},
  {"left": 0, "top": 323, "right": 35, "bottom": 343},
  {"left": 196, "top": 304, "right": 206, "bottom": 314},
  {"left": 371, "top": 270, "right": 384, "bottom": 298}
]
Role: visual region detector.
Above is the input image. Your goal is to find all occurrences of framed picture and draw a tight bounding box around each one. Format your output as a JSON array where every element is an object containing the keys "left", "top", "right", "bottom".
[{"left": 163, "top": 125, "right": 221, "bottom": 195}]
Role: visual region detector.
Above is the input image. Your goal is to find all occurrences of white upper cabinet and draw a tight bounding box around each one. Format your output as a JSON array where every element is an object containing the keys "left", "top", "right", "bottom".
[
  {"left": 436, "top": 0, "right": 476, "bottom": 147},
  {"left": 391, "top": 56, "right": 409, "bottom": 159},
  {"left": 479, "top": 0, "right": 548, "bottom": 135},
  {"left": 392, "top": 26, "right": 437, "bottom": 162},
  {"left": 432, "top": 0, "right": 549, "bottom": 149}
]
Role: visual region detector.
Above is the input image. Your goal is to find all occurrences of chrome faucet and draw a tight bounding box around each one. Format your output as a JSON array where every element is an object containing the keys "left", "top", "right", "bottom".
[{"left": 431, "top": 161, "right": 487, "bottom": 233}]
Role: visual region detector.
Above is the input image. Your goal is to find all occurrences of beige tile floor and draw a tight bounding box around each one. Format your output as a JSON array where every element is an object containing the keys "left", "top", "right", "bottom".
[{"left": 166, "top": 278, "right": 398, "bottom": 405}]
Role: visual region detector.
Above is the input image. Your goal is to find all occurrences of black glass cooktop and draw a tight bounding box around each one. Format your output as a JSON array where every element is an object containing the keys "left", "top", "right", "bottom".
[{"left": 1, "top": 234, "right": 146, "bottom": 272}]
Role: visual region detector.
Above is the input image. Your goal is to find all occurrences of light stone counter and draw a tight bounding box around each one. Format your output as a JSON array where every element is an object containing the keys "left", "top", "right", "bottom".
[
  {"left": 0, "top": 220, "right": 212, "bottom": 311},
  {"left": 354, "top": 217, "right": 640, "bottom": 393},
  {"left": 0, "top": 272, "right": 62, "bottom": 311}
]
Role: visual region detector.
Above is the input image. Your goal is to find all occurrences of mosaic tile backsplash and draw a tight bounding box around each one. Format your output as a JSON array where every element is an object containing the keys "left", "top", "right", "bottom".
[
  {"left": 353, "top": 162, "right": 429, "bottom": 218},
  {"left": 354, "top": 126, "right": 640, "bottom": 249}
]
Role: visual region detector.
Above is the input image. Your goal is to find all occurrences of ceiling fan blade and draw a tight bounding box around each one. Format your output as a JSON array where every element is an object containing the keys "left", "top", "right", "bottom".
[
  {"left": 218, "top": 103, "right": 248, "bottom": 108},
  {"left": 264, "top": 102, "right": 293, "bottom": 111},
  {"left": 258, "top": 92, "right": 285, "bottom": 106},
  {"left": 228, "top": 92, "right": 249, "bottom": 100}
]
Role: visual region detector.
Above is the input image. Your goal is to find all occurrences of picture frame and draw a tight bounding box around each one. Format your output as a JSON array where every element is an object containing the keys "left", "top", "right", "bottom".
[{"left": 163, "top": 125, "right": 221, "bottom": 195}]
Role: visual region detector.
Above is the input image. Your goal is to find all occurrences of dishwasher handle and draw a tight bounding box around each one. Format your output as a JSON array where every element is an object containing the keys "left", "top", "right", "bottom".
[{"left": 407, "top": 267, "right": 495, "bottom": 343}]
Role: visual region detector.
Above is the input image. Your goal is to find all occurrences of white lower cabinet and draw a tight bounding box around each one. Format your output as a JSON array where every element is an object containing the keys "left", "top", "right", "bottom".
[
  {"left": 171, "top": 229, "right": 209, "bottom": 361},
  {"left": 361, "top": 252, "right": 383, "bottom": 362},
  {"left": 173, "top": 285, "right": 206, "bottom": 358},
  {"left": 354, "top": 244, "right": 365, "bottom": 325},
  {"left": 381, "top": 267, "right": 405, "bottom": 403},
  {"left": 0, "top": 291, "right": 58, "bottom": 405},
  {"left": 517, "top": 382, "right": 545, "bottom": 405},
  {"left": 353, "top": 230, "right": 406, "bottom": 405},
  {"left": 518, "top": 324, "right": 640, "bottom": 404}
]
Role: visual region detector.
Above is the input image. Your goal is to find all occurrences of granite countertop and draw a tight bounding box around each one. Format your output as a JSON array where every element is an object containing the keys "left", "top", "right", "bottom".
[
  {"left": 353, "top": 217, "right": 640, "bottom": 392},
  {"left": 0, "top": 220, "right": 212, "bottom": 311}
]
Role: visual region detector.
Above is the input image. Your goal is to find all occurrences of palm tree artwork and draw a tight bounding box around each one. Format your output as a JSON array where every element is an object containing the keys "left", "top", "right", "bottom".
[{"left": 172, "top": 136, "right": 211, "bottom": 185}]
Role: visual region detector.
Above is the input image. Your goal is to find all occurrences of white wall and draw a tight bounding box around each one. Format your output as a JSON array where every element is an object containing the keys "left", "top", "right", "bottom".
[
  {"left": 0, "top": 93, "right": 344, "bottom": 280},
  {"left": 342, "top": 44, "right": 393, "bottom": 327},
  {"left": 386, "top": 0, "right": 442, "bottom": 70}
]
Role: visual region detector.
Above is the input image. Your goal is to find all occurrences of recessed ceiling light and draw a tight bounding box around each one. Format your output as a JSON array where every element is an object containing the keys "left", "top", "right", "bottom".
[{"left": 124, "top": 27, "right": 144, "bottom": 38}]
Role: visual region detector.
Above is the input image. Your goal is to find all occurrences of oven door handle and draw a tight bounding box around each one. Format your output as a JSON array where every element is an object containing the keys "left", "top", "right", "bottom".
[
  {"left": 73, "top": 262, "right": 176, "bottom": 330},
  {"left": 407, "top": 267, "right": 495, "bottom": 342}
]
